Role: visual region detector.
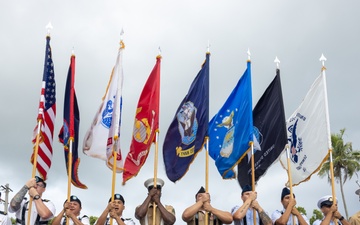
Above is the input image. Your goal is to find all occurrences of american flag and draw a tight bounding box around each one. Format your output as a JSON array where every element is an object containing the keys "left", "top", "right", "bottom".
[{"left": 31, "top": 36, "right": 56, "bottom": 180}]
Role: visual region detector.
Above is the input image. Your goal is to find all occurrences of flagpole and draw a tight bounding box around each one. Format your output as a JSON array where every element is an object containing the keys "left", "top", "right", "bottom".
[
  {"left": 205, "top": 137, "right": 209, "bottom": 225},
  {"left": 285, "top": 145, "right": 296, "bottom": 225},
  {"left": 153, "top": 131, "right": 160, "bottom": 225},
  {"left": 27, "top": 120, "right": 42, "bottom": 225},
  {"left": 66, "top": 140, "right": 73, "bottom": 225},
  {"left": 250, "top": 142, "right": 257, "bottom": 225},
  {"left": 319, "top": 54, "right": 337, "bottom": 207},
  {"left": 109, "top": 138, "right": 118, "bottom": 225}
]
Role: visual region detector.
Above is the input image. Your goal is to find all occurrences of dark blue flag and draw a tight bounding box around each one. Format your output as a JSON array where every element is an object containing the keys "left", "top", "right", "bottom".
[
  {"left": 59, "top": 55, "right": 87, "bottom": 189},
  {"left": 208, "top": 61, "right": 253, "bottom": 179},
  {"left": 163, "top": 53, "right": 210, "bottom": 182},
  {"left": 237, "top": 68, "right": 287, "bottom": 188}
]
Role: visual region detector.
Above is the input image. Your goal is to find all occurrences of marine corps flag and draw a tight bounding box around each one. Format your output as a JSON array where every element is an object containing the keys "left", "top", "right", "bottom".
[
  {"left": 279, "top": 66, "right": 331, "bottom": 186},
  {"left": 163, "top": 52, "right": 210, "bottom": 182},
  {"left": 208, "top": 60, "right": 253, "bottom": 179},
  {"left": 58, "top": 55, "right": 87, "bottom": 189},
  {"left": 237, "top": 69, "right": 287, "bottom": 188},
  {"left": 83, "top": 42, "right": 125, "bottom": 173},
  {"left": 123, "top": 55, "right": 161, "bottom": 184}
]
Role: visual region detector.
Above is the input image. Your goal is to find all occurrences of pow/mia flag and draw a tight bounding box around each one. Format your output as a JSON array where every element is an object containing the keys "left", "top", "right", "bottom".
[{"left": 237, "top": 68, "right": 287, "bottom": 188}]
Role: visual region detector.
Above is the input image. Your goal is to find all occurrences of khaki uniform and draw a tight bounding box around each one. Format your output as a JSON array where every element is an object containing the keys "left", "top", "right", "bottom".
[
  {"left": 350, "top": 211, "right": 360, "bottom": 225},
  {"left": 137, "top": 204, "right": 175, "bottom": 225}
]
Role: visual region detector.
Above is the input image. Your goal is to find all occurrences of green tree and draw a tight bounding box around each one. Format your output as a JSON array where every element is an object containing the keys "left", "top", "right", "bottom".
[
  {"left": 90, "top": 216, "right": 98, "bottom": 225},
  {"left": 296, "top": 206, "right": 307, "bottom": 216},
  {"left": 318, "top": 128, "right": 360, "bottom": 219},
  {"left": 309, "top": 209, "right": 323, "bottom": 225}
]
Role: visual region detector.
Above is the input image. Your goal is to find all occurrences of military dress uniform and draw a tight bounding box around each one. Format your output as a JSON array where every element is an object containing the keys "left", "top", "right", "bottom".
[
  {"left": 186, "top": 211, "right": 222, "bottom": 225},
  {"left": 232, "top": 206, "right": 264, "bottom": 225},
  {"left": 271, "top": 209, "right": 309, "bottom": 225},
  {"left": 9, "top": 198, "right": 56, "bottom": 225},
  {"left": 60, "top": 214, "right": 90, "bottom": 225}
]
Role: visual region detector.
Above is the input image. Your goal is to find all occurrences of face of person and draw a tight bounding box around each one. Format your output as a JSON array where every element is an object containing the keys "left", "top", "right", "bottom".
[
  {"left": 69, "top": 201, "right": 81, "bottom": 216},
  {"left": 196, "top": 193, "right": 210, "bottom": 203},
  {"left": 241, "top": 191, "right": 252, "bottom": 202},
  {"left": 34, "top": 182, "right": 46, "bottom": 195},
  {"left": 281, "top": 195, "right": 291, "bottom": 208},
  {"left": 320, "top": 203, "right": 337, "bottom": 215},
  {"left": 113, "top": 200, "right": 125, "bottom": 215}
]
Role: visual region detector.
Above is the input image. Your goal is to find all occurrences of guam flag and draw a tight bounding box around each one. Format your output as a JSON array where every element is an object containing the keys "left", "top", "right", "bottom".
[
  {"left": 163, "top": 53, "right": 210, "bottom": 182},
  {"left": 59, "top": 55, "right": 87, "bottom": 189}
]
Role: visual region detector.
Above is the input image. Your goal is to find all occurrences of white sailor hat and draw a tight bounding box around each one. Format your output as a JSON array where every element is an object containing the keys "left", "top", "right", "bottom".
[
  {"left": 144, "top": 178, "right": 165, "bottom": 189},
  {"left": 317, "top": 195, "right": 338, "bottom": 208}
]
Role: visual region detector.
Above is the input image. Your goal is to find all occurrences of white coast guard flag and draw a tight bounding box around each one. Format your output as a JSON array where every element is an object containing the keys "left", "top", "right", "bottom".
[
  {"left": 82, "top": 43, "right": 125, "bottom": 173},
  {"left": 279, "top": 69, "right": 331, "bottom": 186}
]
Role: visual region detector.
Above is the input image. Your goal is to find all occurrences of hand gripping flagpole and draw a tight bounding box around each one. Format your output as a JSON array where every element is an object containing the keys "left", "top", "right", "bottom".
[{"left": 28, "top": 22, "right": 53, "bottom": 225}]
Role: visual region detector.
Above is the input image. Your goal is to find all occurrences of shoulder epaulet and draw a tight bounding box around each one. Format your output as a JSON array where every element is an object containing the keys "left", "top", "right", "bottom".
[
  {"left": 42, "top": 199, "right": 50, "bottom": 202},
  {"left": 81, "top": 215, "right": 89, "bottom": 218},
  {"left": 0, "top": 211, "right": 7, "bottom": 215},
  {"left": 124, "top": 218, "right": 132, "bottom": 221}
]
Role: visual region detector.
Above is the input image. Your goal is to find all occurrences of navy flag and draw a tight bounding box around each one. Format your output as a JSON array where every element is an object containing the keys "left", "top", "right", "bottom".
[
  {"left": 237, "top": 68, "right": 287, "bottom": 188},
  {"left": 163, "top": 53, "right": 210, "bottom": 182},
  {"left": 208, "top": 61, "right": 253, "bottom": 179}
]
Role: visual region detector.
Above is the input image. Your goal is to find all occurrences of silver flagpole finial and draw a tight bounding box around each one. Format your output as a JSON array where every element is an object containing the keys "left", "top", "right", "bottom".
[
  {"left": 274, "top": 56, "right": 280, "bottom": 69},
  {"left": 247, "top": 48, "right": 251, "bottom": 61},
  {"left": 320, "top": 53, "right": 327, "bottom": 67},
  {"left": 46, "top": 22, "right": 53, "bottom": 36}
]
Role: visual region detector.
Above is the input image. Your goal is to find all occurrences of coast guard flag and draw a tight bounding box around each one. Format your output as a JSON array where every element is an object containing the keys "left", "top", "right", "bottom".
[
  {"left": 208, "top": 60, "right": 253, "bottom": 179},
  {"left": 31, "top": 36, "right": 56, "bottom": 180},
  {"left": 58, "top": 55, "right": 87, "bottom": 189},
  {"left": 279, "top": 67, "right": 331, "bottom": 186},
  {"left": 123, "top": 55, "right": 161, "bottom": 184},
  {"left": 237, "top": 69, "right": 287, "bottom": 188},
  {"left": 83, "top": 43, "right": 125, "bottom": 173},
  {"left": 163, "top": 53, "right": 210, "bottom": 182}
]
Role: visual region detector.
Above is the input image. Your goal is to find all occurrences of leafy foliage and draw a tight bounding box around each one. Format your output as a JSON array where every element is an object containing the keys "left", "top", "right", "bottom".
[{"left": 309, "top": 209, "right": 323, "bottom": 225}]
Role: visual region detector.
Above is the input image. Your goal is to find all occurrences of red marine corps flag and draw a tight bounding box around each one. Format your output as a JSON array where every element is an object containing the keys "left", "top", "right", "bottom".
[{"left": 123, "top": 55, "right": 161, "bottom": 184}]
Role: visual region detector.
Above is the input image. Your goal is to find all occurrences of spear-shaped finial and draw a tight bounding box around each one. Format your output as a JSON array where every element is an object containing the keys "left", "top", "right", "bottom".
[
  {"left": 157, "top": 46, "right": 162, "bottom": 59},
  {"left": 247, "top": 48, "right": 251, "bottom": 61},
  {"left": 120, "top": 29, "right": 125, "bottom": 49},
  {"left": 274, "top": 56, "right": 280, "bottom": 69},
  {"left": 207, "top": 40, "right": 211, "bottom": 53},
  {"left": 46, "top": 22, "right": 53, "bottom": 36},
  {"left": 319, "top": 53, "right": 327, "bottom": 66},
  {"left": 320, "top": 53, "right": 327, "bottom": 71},
  {"left": 71, "top": 46, "right": 75, "bottom": 56}
]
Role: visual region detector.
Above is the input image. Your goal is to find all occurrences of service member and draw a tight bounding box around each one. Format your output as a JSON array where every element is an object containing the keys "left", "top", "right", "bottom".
[
  {"left": 0, "top": 192, "right": 11, "bottom": 225},
  {"left": 52, "top": 195, "right": 89, "bottom": 225},
  {"left": 313, "top": 195, "right": 350, "bottom": 225}
]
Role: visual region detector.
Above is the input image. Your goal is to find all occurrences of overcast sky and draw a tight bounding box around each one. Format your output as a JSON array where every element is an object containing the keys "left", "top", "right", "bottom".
[{"left": 1, "top": 1, "right": 360, "bottom": 224}]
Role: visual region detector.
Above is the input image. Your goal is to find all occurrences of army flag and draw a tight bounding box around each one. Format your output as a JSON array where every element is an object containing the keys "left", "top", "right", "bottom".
[
  {"left": 58, "top": 55, "right": 87, "bottom": 189},
  {"left": 279, "top": 68, "right": 331, "bottom": 186},
  {"left": 237, "top": 69, "right": 287, "bottom": 188},
  {"left": 123, "top": 55, "right": 161, "bottom": 184},
  {"left": 208, "top": 60, "right": 253, "bottom": 179},
  {"left": 163, "top": 53, "right": 210, "bottom": 182},
  {"left": 83, "top": 43, "right": 125, "bottom": 173},
  {"left": 31, "top": 36, "right": 56, "bottom": 180}
]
